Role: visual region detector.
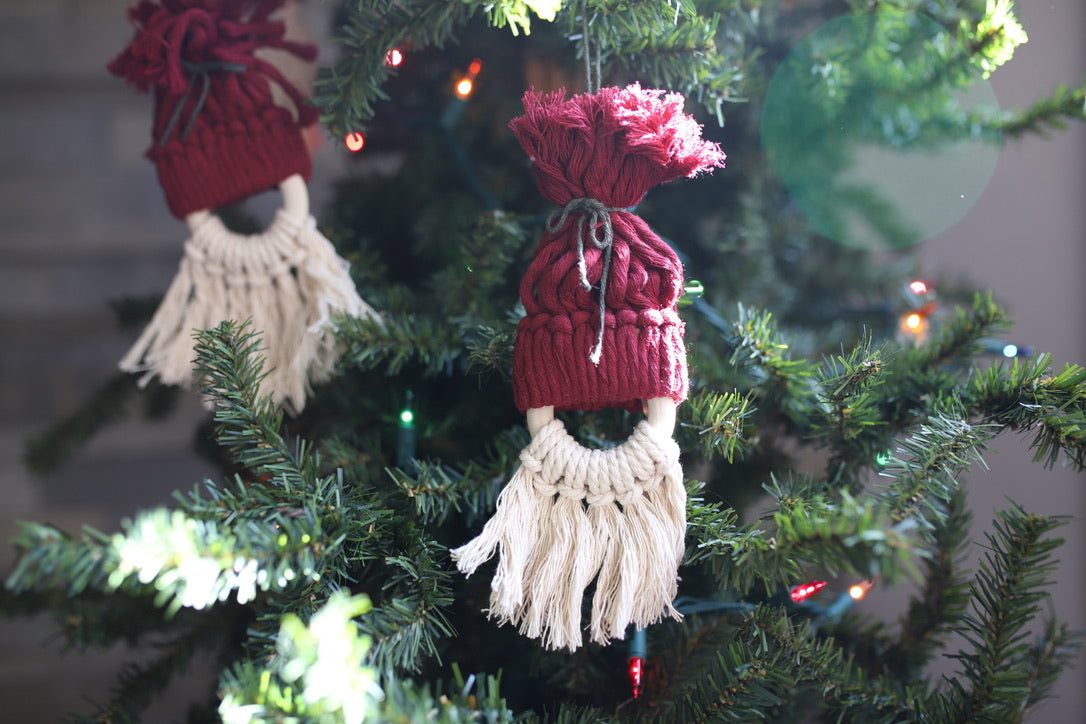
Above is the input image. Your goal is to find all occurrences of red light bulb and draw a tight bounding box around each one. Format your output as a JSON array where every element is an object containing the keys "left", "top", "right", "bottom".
[
  {"left": 628, "top": 656, "right": 644, "bottom": 699},
  {"left": 385, "top": 48, "right": 403, "bottom": 67},
  {"left": 789, "top": 580, "right": 828, "bottom": 603}
]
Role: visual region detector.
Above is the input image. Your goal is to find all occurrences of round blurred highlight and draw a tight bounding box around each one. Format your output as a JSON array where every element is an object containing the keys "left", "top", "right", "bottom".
[
  {"left": 344, "top": 132, "right": 365, "bottom": 152},
  {"left": 761, "top": 14, "right": 1003, "bottom": 250},
  {"left": 455, "top": 78, "right": 474, "bottom": 98}
]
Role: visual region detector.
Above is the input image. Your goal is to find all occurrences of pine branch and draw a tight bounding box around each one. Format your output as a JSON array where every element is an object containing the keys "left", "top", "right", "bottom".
[
  {"left": 23, "top": 372, "right": 179, "bottom": 475},
  {"left": 679, "top": 388, "right": 755, "bottom": 462},
  {"left": 357, "top": 541, "right": 455, "bottom": 673},
  {"left": 886, "top": 487, "right": 973, "bottom": 677},
  {"left": 388, "top": 425, "right": 531, "bottom": 525},
  {"left": 318, "top": 0, "right": 753, "bottom": 134},
  {"left": 1001, "top": 82, "right": 1086, "bottom": 139},
  {"left": 5, "top": 497, "right": 369, "bottom": 621},
  {"left": 939, "top": 505, "right": 1073, "bottom": 723},
  {"left": 429, "top": 211, "right": 529, "bottom": 319},
  {"left": 811, "top": 337, "right": 891, "bottom": 488},
  {"left": 221, "top": 591, "right": 515, "bottom": 721},
  {"left": 860, "top": 294, "right": 1010, "bottom": 453},
  {"left": 906, "top": 292, "right": 1009, "bottom": 373},
  {"left": 192, "top": 321, "right": 314, "bottom": 485},
  {"left": 377, "top": 664, "right": 517, "bottom": 723},
  {"left": 75, "top": 612, "right": 230, "bottom": 724},
  {"left": 23, "top": 373, "right": 139, "bottom": 475},
  {"left": 745, "top": 605, "right": 920, "bottom": 722},
  {"left": 643, "top": 606, "right": 908, "bottom": 722},
  {"left": 338, "top": 311, "right": 465, "bottom": 376},
  {"left": 1021, "top": 618, "right": 1084, "bottom": 714},
  {"left": 464, "top": 319, "right": 517, "bottom": 378},
  {"left": 218, "top": 591, "right": 384, "bottom": 723},
  {"left": 6, "top": 522, "right": 116, "bottom": 597},
  {"left": 727, "top": 304, "right": 821, "bottom": 427},
  {"left": 578, "top": 0, "right": 750, "bottom": 123},
  {"left": 964, "top": 355, "right": 1086, "bottom": 470},
  {"left": 693, "top": 478, "right": 919, "bottom": 593},
  {"left": 683, "top": 494, "right": 758, "bottom": 570},
  {"left": 314, "top": 0, "right": 477, "bottom": 135},
  {"left": 638, "top": 614, "right": 775, "bottom": 722},
  {"left": 877, "top": 410, "right": 999, "bottom": 532},
  {"left": 522, "top": 704, "right": 613, "bottom": 723}
]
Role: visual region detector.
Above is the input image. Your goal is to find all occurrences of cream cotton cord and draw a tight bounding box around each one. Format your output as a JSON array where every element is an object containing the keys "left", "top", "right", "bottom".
[
  {"left": 119, "top": 193, "right": 377, "bottom": 414},
  {"left": 452, "top": 415, "right": 685, "bottom": 652}
]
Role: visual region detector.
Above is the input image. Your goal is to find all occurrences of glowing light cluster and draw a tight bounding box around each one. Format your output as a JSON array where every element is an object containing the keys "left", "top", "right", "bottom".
[
  {"left": 385, "top": 48, "right": 403, "bottom": 67},
  {"left": 455, "top": 58, "right": 483, "bottom": 99}
]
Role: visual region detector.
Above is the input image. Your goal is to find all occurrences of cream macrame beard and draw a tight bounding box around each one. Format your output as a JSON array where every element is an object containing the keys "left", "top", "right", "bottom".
[
  {"left": 452, "top": 416, "right": 686, "bottom": 652},
  {"left": 119, "top": 208, "right": 376, "bottom": 413}
]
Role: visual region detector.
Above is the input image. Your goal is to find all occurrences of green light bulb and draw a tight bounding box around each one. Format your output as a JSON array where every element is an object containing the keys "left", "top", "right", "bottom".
[
  {"left": 400, "top": 409, "right": 414, "bottom": 425},
  {"left": 684, "top": 279, "right": 705, "bottom": 297}
]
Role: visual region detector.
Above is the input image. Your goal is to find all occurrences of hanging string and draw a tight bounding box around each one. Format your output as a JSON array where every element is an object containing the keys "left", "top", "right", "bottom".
[
  {"left": 546, "top": 197, "right": 618, "bottom": 364},
  {"left": 581, "top": 0, "right": 601, "bottom": 93}
]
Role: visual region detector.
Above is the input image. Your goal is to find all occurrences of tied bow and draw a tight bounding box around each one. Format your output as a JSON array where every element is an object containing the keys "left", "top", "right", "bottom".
[
  {"left": 547, "top": 198, "right": 621, "bottom": 365},
  {"left": 108, "top": 0, "right": 319, "bottom": 143},
  {"left": 158, "top": 58, "right": 246, "bottom": 145}
]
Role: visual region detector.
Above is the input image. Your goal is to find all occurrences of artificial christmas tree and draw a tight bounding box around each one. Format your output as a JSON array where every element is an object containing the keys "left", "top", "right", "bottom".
[{"left": 4, "top": 1, "right": 1085, "bottom": 722}]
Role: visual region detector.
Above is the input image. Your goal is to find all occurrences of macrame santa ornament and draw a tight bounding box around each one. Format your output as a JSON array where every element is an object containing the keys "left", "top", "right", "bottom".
[
  {"left": 108, "top": 0, "right": 376, "bottom": 412},
  {"left": 452, "top": 85, "right": 724, "bottom": 651}
]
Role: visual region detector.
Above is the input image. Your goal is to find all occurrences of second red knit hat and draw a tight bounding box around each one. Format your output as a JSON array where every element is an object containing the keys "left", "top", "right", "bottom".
[{"left": 108, "top": 0, "right": 318, "bottom": 219}]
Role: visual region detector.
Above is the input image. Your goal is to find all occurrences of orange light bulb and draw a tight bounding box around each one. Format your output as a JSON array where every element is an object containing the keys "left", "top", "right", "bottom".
[
  {"left": 344, "top": 132, "right": 365, "bottom": 152},
  {"left": 849, "top": 580, "right": 875, "bottom": 600},
  {"left": 455, "top": 78, "right": 474, "bottom": 98}
]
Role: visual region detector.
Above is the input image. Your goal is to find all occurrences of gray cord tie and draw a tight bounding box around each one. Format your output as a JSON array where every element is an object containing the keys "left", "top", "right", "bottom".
[
  {"left": 547, "top": 197, "right": 619, "bottom": 365},
  {"left": 159, "top": 59, "right": 247, "bottom": 145}
]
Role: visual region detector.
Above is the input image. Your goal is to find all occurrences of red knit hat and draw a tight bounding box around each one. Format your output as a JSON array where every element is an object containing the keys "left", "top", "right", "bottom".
[
  {"left": 509, "top": 85, "right": 725, "bottom": 413},
  {"left": 108, "top": 0, "right": 319, "bottom": 219}
]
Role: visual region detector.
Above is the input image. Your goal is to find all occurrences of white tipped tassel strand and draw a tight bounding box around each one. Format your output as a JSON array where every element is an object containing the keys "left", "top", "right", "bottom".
[
  {"left": 451, "top": 418, "right": 685, "bottom": 652},
  {"left": 119, "top": 209, "right": 377, "bottom": 414}
]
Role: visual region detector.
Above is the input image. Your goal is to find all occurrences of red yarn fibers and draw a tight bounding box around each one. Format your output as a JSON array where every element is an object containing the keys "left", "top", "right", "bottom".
[
  {"left": 108, "top": 0, "right": 319, "bottom": 218},
  {"left": 109, "top": 0, "right": 317, "bottom": 128},
  {"left": 511, "top": 85, "right": 724, "bottom": 207},
  {"left": 510, "top": 85, "right": 724, "bottom": 413}
]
